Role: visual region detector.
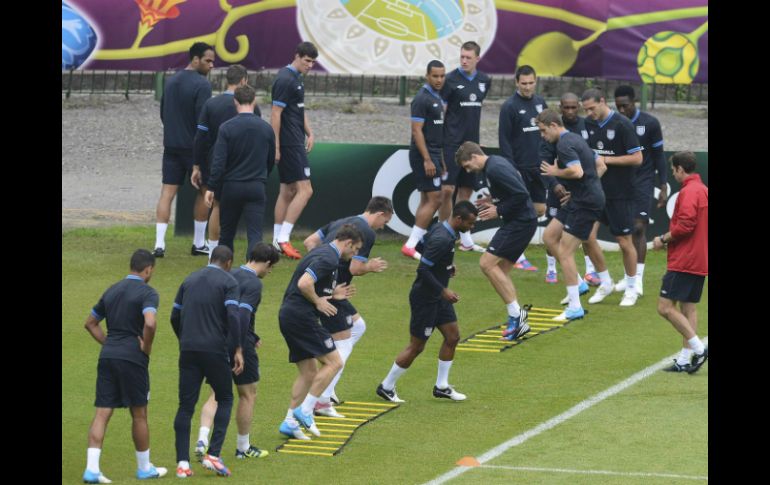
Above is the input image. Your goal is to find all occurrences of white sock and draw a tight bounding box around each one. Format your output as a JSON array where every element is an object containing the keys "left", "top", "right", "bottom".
[
  {"left": 382, "top": 362, "right": 407, "bottom": 390},
  {"left": 517, "top": 253, "right": 527, "bottom": 263},
  {"left": 155, "top": 223, "right": 168, "bottom": 249},
  {"left": 86, "top": 447, "right": 101, "bottom": 473},
  {"left": 687, "top": 336, "right": 705, "bottom": 354},
  {"left": 460, "top": 230, "right": 474, "bottom": 247},
  {"left": 567, "top": 284, "right": 581, "bottom": 310},
  {"left": 273, "top": 224, "right": 282, "bottom": 242},
  {"left": 584, "top": 255, "right": 595, "bottom": 274},
  {"left": 436, "top": 359, "right": 453, "bottom": 389},
  {"left": 178, "top": 461, "right": 190, "bottom": 470},
  {"left": 322, "top": 338, "right": 353, "bottom": 399},
  {"left": 136, "top": 449, "right": 151, "bottom": 472},
  {"left": 237, "top": 434, "right": 250, "bottom": 453},
  {"left": 197, "top": 426, "right": 210, "bottom": 445},
  {"left": 193, "top": 220, "right": 207, "bottom": 248},
  {"left": 637, "top": 263, "right": 645, "bottom": 279},
  {"left": 405, "top": 226, "right": 428, "bottom": 248},
  {"left": 350, "top": 317, "right": 366, "bottom": 345},
  {"left": 506, "top": 300, "right": 520, "bottom": 318},
  {"left": 207, "top": 240, "right": 219, "bottom": 252},
  {"left": 598, "top": 270, "right": 612, "bottom": 286},
  {"left": 285, "top": 408, "right": 297, "bottom": 424},
  {"left": 300, "top": 393, "right": 319, "bottom": 416},
  {"left": 625, "top": 275, "right": 636, "bottom": 295},
  {"left": 278, "top": 222, "right": 294, "bottom": 243},
  {"left": 676, "top": 348, "right": 694, "bottom": 366},
  {"left": 546, "top": 255, "right": 556, "bottom": 272}
]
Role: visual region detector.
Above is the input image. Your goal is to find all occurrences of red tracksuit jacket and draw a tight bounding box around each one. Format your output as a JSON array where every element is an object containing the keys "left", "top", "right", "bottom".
[{"left": 667, "top": 173, "right": 708, "bottom": 275}]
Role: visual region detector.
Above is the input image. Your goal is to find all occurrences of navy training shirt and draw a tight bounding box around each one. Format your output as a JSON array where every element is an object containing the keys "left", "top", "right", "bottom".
[
  {"left": 628, "top": 109, "right": 666, "bottom": 186},
  {"left": 585, "top": 110, "right": 642, "bottom": 200},
  {"left": 539, "top": 115, "right": 589, "bottom": 191},
  {"left": 411, "top": 221, "right": 458, "bottom": 302},
  {"left": 91, "top": 275, "right": 159, "bottom": 367},
  {"left": 498, "top": 91, "right": 548, "bottom": 169},
  {"left": 271, "top": 65, "right": 306, "bottom": 147},
  {"left": 441, "top": 68, "right": 491, "bottom": 147},
  {"left": 280, "top": 243, "right": 341, "bottom": 320},
  {"left": 317, "top": 215, "right": 376, "bottom": 286},
  {"left": 555, "top": 131, "right": 605, "bottom": 210},
  {"left": 172, "top": 265, "right": 240, "bottom": 355},
  {"left": 194, "top": 92, "right": 261, "bottom": 171},
  {"left": 231, "top": 265, "right": 263, "bottom": 345},
  {"left": 483, "top": 155, "right": 537, "bottom": 223},
  {"left": 207, "top": 113, "right": 275, "bottom": 192},
  {"left": 161, "top": 69, "right": 212, "bottom": 149},
  {"left": 410, "top": 84, "right": 446, "bottom": 157}
]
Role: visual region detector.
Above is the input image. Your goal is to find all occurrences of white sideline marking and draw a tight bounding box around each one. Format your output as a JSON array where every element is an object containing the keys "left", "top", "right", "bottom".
[
  {"left": 479, "top": 465, "right": 707, "bottom": 481},
  {"left": 423, "top": 337, "right": 708, "bottom": 485}
]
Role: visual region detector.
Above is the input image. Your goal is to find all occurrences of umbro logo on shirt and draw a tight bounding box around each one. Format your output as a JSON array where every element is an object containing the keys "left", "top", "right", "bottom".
[
  {"left": 519, "top": 109, "right": 526, "bottom": 114},
  {"left": 457, "top": 85, "right": 465, "bottom": 89}
]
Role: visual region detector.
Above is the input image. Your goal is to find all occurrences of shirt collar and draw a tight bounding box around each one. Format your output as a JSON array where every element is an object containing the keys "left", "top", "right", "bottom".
[
  {"left": 329, "top": 242, "right": 341, "bottom": 258},
  {"left": 125, "top": 275, "right": 143, "bottom": 281},
  {"left": 240, "top": 264, "right": 257, "bottom": 275},
  {"left": 422, "top": 83, "right": 443, "bottom": 101},
  {"left": 457, "top": 68, "right": 477, "bottom": 82},
  {"left": 442, "top": 220, "right": 457, "bottom": 238}
]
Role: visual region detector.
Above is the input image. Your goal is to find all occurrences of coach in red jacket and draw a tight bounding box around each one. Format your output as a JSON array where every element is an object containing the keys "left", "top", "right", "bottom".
[{"left": 653, "top": 151, "right": 708, "bottom": 374}]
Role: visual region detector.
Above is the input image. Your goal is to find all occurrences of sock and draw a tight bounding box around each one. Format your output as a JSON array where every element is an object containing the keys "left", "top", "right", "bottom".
[
  {"left": 637, "top": 263, "right": 645, "bottom": 279},
  {"left": 322, "top": 338, "right": 353, "bottom": 399},
  {"left": 300, "top": 393, "right": 319, "bottom": 416},
  {"left": 506, "top": 300, "right": 521, "bottom": 318},
  {"left": 86, "top": 448, "right": 101, "bottom": 473},
  {"left": 207, "top": 240, "right": 219, "bottom": 252},
  {"left": 436, "top": 359, "right": 453, "bottom": 389},
  {"left": 193, "top": 220, "right": 207, "bottom": 247},
  {"left": 584, "top": 255, "right": 595, "bottom": 274},
  {"left": 278, "top": 222, "right": 294, "bottom": 243},
  {"left": 381, "top": 362, "right": 407, "bottom": 390},
  {"left": 197, "top": 426, "right": 210, "bottom": 445},
  {"left": 405, "top": 226, "right": 428, "bottom": 248},
  {"left": 598, "top": 270, "right": 612, "bottom": 287},
  {"left": 285, "top": 408, "right": 297, "bottom": 424},
  {"left": 273, "top": 224, "right": 282, "bottom": 242},
  {"left": 688, "top": 336, "right": 705, "bottom": 354},
  {"left": 237, "top": 434, "right": 250, "bottom": 453},
  {"left": 350, "top": 317, "right": 366, "bottom": 346},
  {"left": 155, "top": 223, "right": 168, "bottom": 249},
  {"left": 178, "top": 461, "right": 191, "bottom": 470},
  {"left": 136, "top": 449, "right": 151, "bottom": 472},
  {"left": 567, "top": 284, "right": 581, "bottom": 310},
  {"left": 546, "top": 255, "right": 556, "bottom": 273},
  {"left": 517, "top": 253, "right": 527, "bottom": 263},
  {"left": 460, "top": 230, "right": 474, "bottom": 248},
  {"left": 625, "top": 275, "right": 636, "bottom": 295},
  {"left": 676, "top": 348, "right": 694, "bottom": 366}
]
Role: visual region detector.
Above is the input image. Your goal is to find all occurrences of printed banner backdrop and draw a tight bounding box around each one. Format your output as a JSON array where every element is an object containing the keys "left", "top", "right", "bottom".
[
  {"left": 64, "top": 1, "right": 707, "bottom": 83},
  {"left": 175, "top": 143, "right": 708, "bottom": 251}
]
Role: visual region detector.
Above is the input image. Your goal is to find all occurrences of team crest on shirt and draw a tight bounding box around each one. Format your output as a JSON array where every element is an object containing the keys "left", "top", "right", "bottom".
[
  {"left": 597, "top": 141, "right": 604, "bottom": 150},
  {"left": 535, "top": 104, "right": 543, "bottom": 113},
  {"left": 470, "top": 93, "right": 477, "bottom": 101},
  {"left": 424, "top": 327, "right": 434, "bottom": 337},
  {"left": 581, "top": 130, "right": 589, "bottom": 139},
  {"left": 479, "top": 83, "right": 486, "bottom": 92},
  {"left": 607, "top": 129, "right": 615, "bottom": 140},
  {"left": 636, "top": 125, "right": 646, "bottom": 136},
  {"left": 304, "top": 167, "right": 311, "bottom": 177},
  {"left": 324, "top": 338, "right": 334, "bottom": 349},
  {"left": 530, "top": 118, "right": 536, "bottom": 126}
]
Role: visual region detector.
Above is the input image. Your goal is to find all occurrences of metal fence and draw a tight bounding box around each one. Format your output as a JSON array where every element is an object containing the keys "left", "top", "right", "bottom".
[{"left": 62, "top": 69, "right": 708, "bottom": 106}]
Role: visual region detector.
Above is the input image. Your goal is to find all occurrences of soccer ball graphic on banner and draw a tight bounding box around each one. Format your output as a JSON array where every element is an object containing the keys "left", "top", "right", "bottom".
[{"left": 637, "top": 31, "right": 700, "bottom": 84}]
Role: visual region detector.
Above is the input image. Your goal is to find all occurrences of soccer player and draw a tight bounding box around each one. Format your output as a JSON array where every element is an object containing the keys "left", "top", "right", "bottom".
[
  {"left": 614, "top": 85, "right": 667, "bottom": 297},
  {"left": 170, "top": 246, "right": 244, "bottom": 478},
  {"left": 654, "top": 152, "right": 708, "bottom": 373},
  {"left": 377, "top": 201, "right": 478, "bottom": 403},
  {"left": 303, "top": 196, "right": 393, "bottom": 416},
  {"left": 537, "top": 109, "right": 608, "bottom": 321},
  {"left": 195, "top": 242, "right": 280, "bottom": 460},
  {"left": 455, "top": 142, "right": 538, "bottom": 341},
  {"left": 439, "top": 41, "right": 491, "bottom": 252},
  {"left": 581, "top": 88, "right": 643, "bottom": 307},
  {"left": 498, "top": 65, "right": 548, "bottom": 271},
  {"left": 278, "top": 225, "right": 363, "bottom": 439},
  {"left": 271, "top": 42, "right": 318, "bottom": 259},
  {"left": 82, "top": 249, "right": 167, "bottom": 483},
  {"left": 153, "top": 42, "right": 215, "bottom": 258},
  {"left": 401, "top": 60, "right": 447, "bottom": 261},
  {"left": 192, "top": 64, "right": 259, "bottom": 254},
  {"left": 205, "top": 84, "right": 275, "bottom": 260}
]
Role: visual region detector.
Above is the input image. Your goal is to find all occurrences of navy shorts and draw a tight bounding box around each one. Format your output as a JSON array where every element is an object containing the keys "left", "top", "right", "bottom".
[
  {"left": 487, "top": 218, "right": 538, "bottom": 263},
  {"left": 278, "top": 145, "right": 310, "bottom": 184},
  {"left": 443, "top": 144, "right": 481, "bottom": 189},
  {"left": 409, "top": 293, "right": 457, "bottom": 341},
  {"left": 233, "top": 342, "right": 260, "bottom": 385},
  {"left": 546, "top": 187, "right": 562, "bottom": 222},
  {"left": 162, "top": 148, "right": 194, "bottom": 186},
  {"left": 599, "top": 199, "right": 635, "bottom": 237},
  {"left": 519, "top": 168, "right": 547, "bottom": 204},
  {"left": 556, "top": 204, "right": 602, "bottom": 241},
  {"left": 409, "top": 148, "right": 443, "bottom": 192},
  {"left": 279, "top": 310, "right": 336, "bottom": 363},
  {"left": 660, "top": 271, "right": 705, "bottom": 303},
  {"left": 632, "top": 181, "right": 655, "bottom": 222},
  {"left": 320, "top": 300, "right": 355, "bottom": 334},
  {"left": 94, "top": 358, "right": 149, "bottom": 408}
]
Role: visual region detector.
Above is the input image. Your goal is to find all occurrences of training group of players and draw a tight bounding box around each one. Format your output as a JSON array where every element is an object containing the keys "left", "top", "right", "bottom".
[{"left": 81, "top": 40, "right": 708, "bottom": 483}]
